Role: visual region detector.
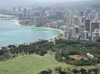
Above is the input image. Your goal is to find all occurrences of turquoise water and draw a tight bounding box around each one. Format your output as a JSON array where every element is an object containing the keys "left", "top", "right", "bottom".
[{"left": 0, "top": 15, "right": 60, "bottom": 47}]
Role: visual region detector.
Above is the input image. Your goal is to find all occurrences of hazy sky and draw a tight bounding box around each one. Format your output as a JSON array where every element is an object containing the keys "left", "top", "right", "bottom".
[
  {"left": 33, "top": 0, "right": 90, "bottom": 2},
  {"left": 22, "top": 0, "right": 91, "bottom": 2},
  {"left": 0, "top": 0, "right": 92, "bottom": 6},
  {"left": 0, "top": 0, "right": 90, "bottom": 3}
]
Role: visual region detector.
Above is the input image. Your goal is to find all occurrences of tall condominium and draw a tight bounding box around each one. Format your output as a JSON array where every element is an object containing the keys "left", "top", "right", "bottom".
[
  {"left": 73, "top": 16, "right": 81, "bottom": 27},
  {"left": 85, "top": 19, "right": 90, "bottom": 32},
  {"left": 91, "top": 22, "right": 99, "bottom": 35}
]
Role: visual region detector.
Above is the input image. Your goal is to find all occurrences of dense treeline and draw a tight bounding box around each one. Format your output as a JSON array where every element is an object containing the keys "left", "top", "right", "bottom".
[
  {"left": 54, "top": 39, "right": 100, "bottom": 57},
  {"left": 39, "top": 67, "right": 99, "bottom": 74},
  {"left": 0, "top": 39, "right": 100, "bottom": 66},
  {"left": 0, "top": 40, "right": 54, "bottom": 60},
  {"left": 54, "top": 39, "right": 100, "bottom": 66}
]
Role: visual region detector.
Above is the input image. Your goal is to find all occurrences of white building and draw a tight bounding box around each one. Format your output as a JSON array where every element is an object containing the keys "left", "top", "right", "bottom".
[
  {"left": 72, "top": 25, "right": 80, "bottom": 40},
  {"left": 92, "top": 29, "right": 100, "bottom": 42},
  {"left": 80, "top": 30, "right": 89, "bottom": 41},
  {"left": 87, "top": 53, "right": 94, "bottom": 59}
]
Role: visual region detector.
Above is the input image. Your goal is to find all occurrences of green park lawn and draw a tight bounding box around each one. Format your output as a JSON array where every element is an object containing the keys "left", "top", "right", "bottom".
[
  {"left": 0, "top": 53, "right": 70, "bottom": 74},
  {"left": 0, "top": 53, "right": 94, "bottom": 74},
  {"left": 69, "top": 55, "right": 79, "bottom": 60}
]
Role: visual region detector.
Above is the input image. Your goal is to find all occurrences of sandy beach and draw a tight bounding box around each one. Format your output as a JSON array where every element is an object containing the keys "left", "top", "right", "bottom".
[
  {"left": 32, "top": 26, "right": 64, "bottom": 34},
  {"left": 15, "top": 20, "right": 20, "bottom": 26},
  {"left": 16, "top": 19, "right": 64, "bottom": 35}
]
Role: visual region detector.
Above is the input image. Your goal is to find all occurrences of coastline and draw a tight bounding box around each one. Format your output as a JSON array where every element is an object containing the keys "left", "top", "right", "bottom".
[
  {"left": 15, "top": 19, "right": 64, "bottom": 38},
  {"left": 15, "top": 20, "right": 20, "bottom": 26},
  {"left": 15, "top": 20, "right": 63, "bottom": 34},
  {"left": 0, "top": 18, "right": 63, "bottom": 48},
  {"left": 32, "top": 26, "right": 64, "bottom": 34},
  {"left": 15, "top": 19, "right": 64, "bottom": 35}
]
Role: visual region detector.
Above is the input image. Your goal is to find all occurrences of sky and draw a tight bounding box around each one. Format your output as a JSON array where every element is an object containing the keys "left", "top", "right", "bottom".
[
  {"left": 32, "top": 0, "right": 90, "bottom": 2},
  {"left": 0, "top": 0, "right": 94, "bottom": 6},
  {"left": 0, "top": 0, "right": 90, "bottom": 3}
]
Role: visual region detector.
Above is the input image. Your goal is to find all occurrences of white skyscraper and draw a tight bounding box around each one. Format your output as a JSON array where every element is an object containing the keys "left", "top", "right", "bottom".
[{"left": 80, "top": 30, "right": 89, "bottom": 41}]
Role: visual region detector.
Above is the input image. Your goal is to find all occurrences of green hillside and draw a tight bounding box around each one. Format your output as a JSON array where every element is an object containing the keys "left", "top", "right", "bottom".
[{"left": 0, "top": 53, "right": 70, "bottom": 74}]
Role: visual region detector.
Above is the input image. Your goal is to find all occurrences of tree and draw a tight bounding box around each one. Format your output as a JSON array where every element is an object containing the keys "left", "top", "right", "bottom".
[
  {"left": 39, "top": 70, "right": 50, "bottom": 74},
  {"left": 47, "top": 69, "right": 52, "bottom": 74},
  {"left": 72, "top": 69, "right": 79, "bottom": 74},
  {"left": 87, "top": 69, "right": 92, "bottom": 74},
  {"left": 80, "top": 68, "right": 87, "bottom": 74},
  {"left": 92, "top": 68, "right": 98, "bottom": 74},
  {"left": 0, "top": 50, "right": 4, "bottom": 55},
  {"left": 55, "top": 66, "right": 62, "bottom": 73}
]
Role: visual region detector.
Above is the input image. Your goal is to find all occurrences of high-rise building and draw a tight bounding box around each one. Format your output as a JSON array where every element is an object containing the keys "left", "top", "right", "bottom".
[
  {"left": 63, "top": 27, "right": 73, "bottom": 40},
  {"left": 72, "top": 25, "right": 80, "bottom": 40},
  {"left": 65, "top": 11, "right": 73, "bottom": 27},
  {"left": 92, "top": 29, "right": 100, "bottom": 42},
  {"left": 65, "top": 11, "right": 73, "bottom": 19},
  {"left": 98, "top": 13, "right": 100, "bottom": 21},
  {"left": 80, "top": 30, "right": 89, "bottom": 41},
  {"left": 94, "top": 29, "right": 100, "bottom": 37},
  {"left": 92, "top": 31, "right": 99, "bottom": 42},
  {"left": 64, "top": 31, "right": 69, "bottom": 40},
  {"left": 85, "top": 19, "right": 90, "bottom": 32},
  {"left": 92, "top": 35, "right": 97, "bottom": 42},
  {"left": 68, "top": 28, "right": 73, "bottom": 40},
  {"left": 73, "top": 16, "right": 81, "bottom": 28},
  {"left": 73, "top": 16, "right": 79, "bottom": 25},
  {"left": 24, "top": 8, "right": 27, "bottom": 17},
  {"left": 91, "top": 22, "right": 99, "bottom": 35},
  {"left": 33, "top": 16, "right": 48, "bottom": 27}
]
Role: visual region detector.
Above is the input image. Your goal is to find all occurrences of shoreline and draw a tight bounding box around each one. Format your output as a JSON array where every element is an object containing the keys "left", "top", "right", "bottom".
[
  {"left": 15, "top": 19, "right": 64, "bottom": 35},
  {"left": 15, "top": 20, "right": 20, "bottom": 26},
  {"left": 0, "top": 15, "right": 64, "bottom": 48},
  {"left": 0, "top": 19, "right": 63, "bottom": 48},
  {"left": 32, "top": 26, "right": 64, "bottom": 34},
  {"left": 0, "top": 14, "right": 63, "bottom": 34}
]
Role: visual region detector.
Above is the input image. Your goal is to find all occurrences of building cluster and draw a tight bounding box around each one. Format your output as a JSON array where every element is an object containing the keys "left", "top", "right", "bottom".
[
  {"left": 5, "top": 6, "right": 100, "bottom": 42},
  {"left": 63, "top": 8, "right": 100, "bottom": 42}
]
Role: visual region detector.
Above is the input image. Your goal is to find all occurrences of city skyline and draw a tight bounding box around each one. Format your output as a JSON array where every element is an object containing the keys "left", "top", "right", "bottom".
[{"left": 0, "top": 0, "right": 100, "bottom": 73}]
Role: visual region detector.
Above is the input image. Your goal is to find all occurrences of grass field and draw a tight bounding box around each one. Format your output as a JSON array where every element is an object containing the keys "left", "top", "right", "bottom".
[
  {"left": 0, "top": 53, "right": 94, "bottom": 74},
  {"left": 0, "top": 53, "right": 71, "bottom": 74},
  {"left": 69, "top": 55, "right": 79, "bottom": 59}
]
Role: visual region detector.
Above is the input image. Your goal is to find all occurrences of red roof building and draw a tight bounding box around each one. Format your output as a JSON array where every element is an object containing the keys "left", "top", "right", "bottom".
[{"left": 77, "top": 56, "right": 83, "bottom": 60}]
